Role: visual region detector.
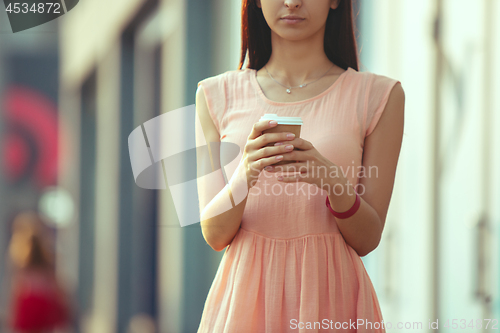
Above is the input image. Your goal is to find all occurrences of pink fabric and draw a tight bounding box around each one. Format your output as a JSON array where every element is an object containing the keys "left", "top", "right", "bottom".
[{"left": 196, "top": 67, "right": 400, "bottom": 333}]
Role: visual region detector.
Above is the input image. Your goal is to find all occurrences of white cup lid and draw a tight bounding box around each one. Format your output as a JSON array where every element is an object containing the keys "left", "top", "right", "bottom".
[{"left": 260, "top": 113, "right": 303, "bottom": 125}]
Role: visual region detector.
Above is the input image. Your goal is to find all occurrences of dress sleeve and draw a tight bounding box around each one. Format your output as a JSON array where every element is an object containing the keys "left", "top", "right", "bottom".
[
  {"left": 364, "top": 73, "right": 401, "bottom": 137},
  {"left": 197, "top": 72, "right": 228, "bottom": 135}
]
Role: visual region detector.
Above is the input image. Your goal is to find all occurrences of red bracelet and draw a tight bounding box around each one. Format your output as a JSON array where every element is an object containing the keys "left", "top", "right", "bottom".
[{"left": 326, "top": 191, "right": 360, "bottom": 219}]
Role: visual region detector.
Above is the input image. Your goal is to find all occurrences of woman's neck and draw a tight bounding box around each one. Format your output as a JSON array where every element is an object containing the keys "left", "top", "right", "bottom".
[{"left": 264, "top": 28, "right": 335, "bottom": 85}]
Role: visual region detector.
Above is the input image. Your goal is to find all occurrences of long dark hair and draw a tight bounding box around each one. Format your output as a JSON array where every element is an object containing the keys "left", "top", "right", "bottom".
[{"left": 238, "top": 0, "right": 359, "bottom": 72}]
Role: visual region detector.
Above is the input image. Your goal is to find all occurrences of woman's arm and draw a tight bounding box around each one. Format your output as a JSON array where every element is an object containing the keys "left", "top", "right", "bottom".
[
  {"left": 196, "top": 85, "right": 247, "bottom": 252},
  {"left": 327, "top": 82, "right": 405, "bottom": 257}
]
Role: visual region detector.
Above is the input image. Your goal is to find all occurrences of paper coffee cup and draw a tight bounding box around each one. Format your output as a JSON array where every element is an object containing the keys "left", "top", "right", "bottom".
[{"left": 260, "top": 114, "right": 303, "bottom": 166}]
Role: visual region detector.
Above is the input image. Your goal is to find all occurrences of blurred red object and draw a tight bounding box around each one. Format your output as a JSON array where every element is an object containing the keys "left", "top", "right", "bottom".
[
  {"left": 2, "top": 85, "right": 59, "bottom": 188},
  {"left": 9, "top": 268, "right": 71, "bottom": 331}
]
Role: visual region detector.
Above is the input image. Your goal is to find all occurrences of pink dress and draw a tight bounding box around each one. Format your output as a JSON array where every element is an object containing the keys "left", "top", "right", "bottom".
[{"left": 196, "top": 67, "right": 400, "bottom": 333}]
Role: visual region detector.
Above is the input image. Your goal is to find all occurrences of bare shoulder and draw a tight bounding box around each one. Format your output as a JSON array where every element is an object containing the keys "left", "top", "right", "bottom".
[
  {"left": 390, "top": 82, "right": 405, "bottom": 105},
  {"left": 382, "top": 82, "right": 405, "bottom": 126}
]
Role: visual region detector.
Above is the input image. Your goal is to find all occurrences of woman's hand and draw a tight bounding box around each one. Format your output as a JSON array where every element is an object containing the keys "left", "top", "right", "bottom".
[
  {"left": 263, "top": 137, "right": 341, "bottom": 191},
  {"left": 241, "top": 120, "right": 297, "bottom": 189}
]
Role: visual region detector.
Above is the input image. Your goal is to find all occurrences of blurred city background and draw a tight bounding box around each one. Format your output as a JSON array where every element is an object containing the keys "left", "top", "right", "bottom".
[{"left": 0, "top": 0, "right": 499, "bottom": 332}]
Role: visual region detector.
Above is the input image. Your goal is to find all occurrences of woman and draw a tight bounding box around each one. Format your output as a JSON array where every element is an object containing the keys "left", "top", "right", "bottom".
[
  {"left": 6, "top": 212, "right": 72, "bottom": 333},
  {"left": 195, "top": 0, "right": 405, "bottom": 332}
]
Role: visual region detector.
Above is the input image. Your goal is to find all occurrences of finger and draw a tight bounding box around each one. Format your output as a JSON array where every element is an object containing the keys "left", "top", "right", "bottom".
[
  {"left": 259, "top": 140, "right": 294, "bottom": 161},
  {"left": 258, "top": 132, "right": 296, "bottom": 152},
  {"left": 248, "top": 120, "right": 278, "bottom": 140},
  {"left": 259, "top": 154, "right": 284, "bottom": 170},
  {"left": 285, "top": 137, "right": 312, "bottom": 151},
  {"left": 276, "top": 149, "right": 305, "bottom": 164}
]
